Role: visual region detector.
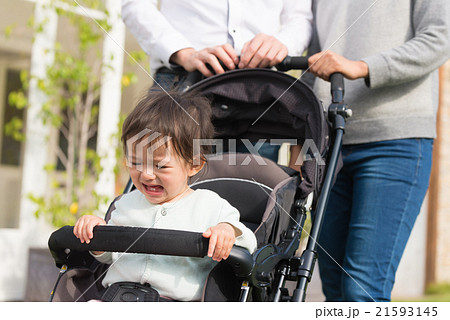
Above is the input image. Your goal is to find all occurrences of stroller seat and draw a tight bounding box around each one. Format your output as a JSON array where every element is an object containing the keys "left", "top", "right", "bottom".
[
  {"left": 48, "top": 151, "right": 301, "bottom": 302},
  {"left": 189, "top": 152, "right": 302, "bottom": 301},
  {"left": 190, "top": 152, "right": 299, "bottom": 247}
]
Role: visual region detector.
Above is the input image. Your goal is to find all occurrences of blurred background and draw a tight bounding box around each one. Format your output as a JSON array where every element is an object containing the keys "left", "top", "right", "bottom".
[{"left": 0, "top": 0, "right": 449, "bottom": 302}]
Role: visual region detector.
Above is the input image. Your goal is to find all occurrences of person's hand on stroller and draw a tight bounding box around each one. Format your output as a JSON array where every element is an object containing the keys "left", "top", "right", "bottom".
[
  {"left": 73, "top": 215, "right": 107, "bottom": 255},
  {"left": 308, "top": 51, "right": 369, "bottom": 82},
  {"left": 239, "top": 33, "right": 288, "bottom": 69},
  {"left": 170, "top": 44, "right": 239, "bottom": 77},
  {"left": 202, "top": 223, "right": 240, "bottom": 262}
]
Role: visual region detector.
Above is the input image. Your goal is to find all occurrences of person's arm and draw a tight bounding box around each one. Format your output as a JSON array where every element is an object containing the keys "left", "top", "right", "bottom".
[
  {"left": 307, "top": 1, "right": 450, "bottom": 86},
  {"left": 122, "top": 0, "right": 239, "bottom": 76},
  {"left": 275, "top": 0, "right": 313, "bottom": 57},
  {"left": 362, "top": 0, "right": 450, "bottom": 88},
  {"left": 121, "top": 0, "right": 194, "bottom": 69}
]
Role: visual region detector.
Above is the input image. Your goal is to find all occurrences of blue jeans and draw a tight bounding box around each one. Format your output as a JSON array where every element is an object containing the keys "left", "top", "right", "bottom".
[
  {"left": 150, "top": 70, "right": 185, "bottom": 92},
  {"left": 317, "top": 138, "right": 433, "bottom": 301}
]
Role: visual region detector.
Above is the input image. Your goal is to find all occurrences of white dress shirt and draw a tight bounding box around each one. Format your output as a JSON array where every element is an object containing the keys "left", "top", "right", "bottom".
[
  {"left": 122, "top": 0, "right": 312, "bottom": 73},
  {"left": 93, "top": 189, "right": 257, "bottom": 301}
]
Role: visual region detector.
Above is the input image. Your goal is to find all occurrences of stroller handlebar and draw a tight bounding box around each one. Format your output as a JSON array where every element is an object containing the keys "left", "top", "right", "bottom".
[
  {"left": 48, "top": 225, "right": 254, "bottom": 278},
  {"left": 276, "top": 56, "right": 345, "bottom": 91},
  {"left": 275, "top": 56, "right": 309, "bottom": 71},
  {"left": 277, "top": 56, "right": 346, "bottom": 102},
  {"left": 330, "top": 73, "right": 345, "bottom": 103},
  {"left": 180, "top": 55, "right": 309, "bottom": 91},
  {"left": 180, "top": 56, "right": 345, "bottom": 95}
]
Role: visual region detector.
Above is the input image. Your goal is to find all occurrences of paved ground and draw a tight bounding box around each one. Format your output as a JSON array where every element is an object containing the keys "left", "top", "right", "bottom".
[
  {"left": 305, "top": 268, "right": 325, "bottom": 302},
  {"left": 285, "top": 267, "right": 325, "bottom": 302}
]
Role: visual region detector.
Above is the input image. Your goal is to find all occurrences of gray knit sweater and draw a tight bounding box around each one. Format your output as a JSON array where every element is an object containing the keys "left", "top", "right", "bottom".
[{"left": 305, "top": 0, "right": 450, "bottom": 145}]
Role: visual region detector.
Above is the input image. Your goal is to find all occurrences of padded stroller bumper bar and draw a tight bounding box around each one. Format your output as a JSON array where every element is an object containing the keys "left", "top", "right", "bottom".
[
  {"left": 48, "top": 226, "right": 254, "bottom": 278},
  {"left": 49, "top": 226, "right": 209, "bottom": 259}
]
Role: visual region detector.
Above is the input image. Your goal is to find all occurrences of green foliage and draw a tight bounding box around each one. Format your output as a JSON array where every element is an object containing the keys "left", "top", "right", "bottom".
[
  {"left": 127, "top": 50, "right": 148, "bottom": 65},
  {"left": 8, "top": 89, "right": 28, "bottom": 109},
  {"left": 4, "top": 117, "right": 25, "bottom": 142},
  {"left": 425, "top": 283, "right": 450, "bottom": 295},
  {"left": 394, "top": 283, "right": 450, "bottom": 302},
  {"left": 113, "top": 113, "right": 127, "bottom": 176},
  {"left": 29, "top": 190, "right": 109, "bottom": 227},
  {"left": 4, "top": 23, "right": 16, "bottom": 39},
  {"left": 4, "top": 1, "right": 130, "bottom": 228},
  {"left": 121, "top": 72, "right": 138, "bottom": 88}
]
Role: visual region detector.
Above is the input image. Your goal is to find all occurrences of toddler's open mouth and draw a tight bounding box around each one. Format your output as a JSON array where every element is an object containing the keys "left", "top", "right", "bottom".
[{"left": 143, "top": 184, "right": 164, "bottom": 195}]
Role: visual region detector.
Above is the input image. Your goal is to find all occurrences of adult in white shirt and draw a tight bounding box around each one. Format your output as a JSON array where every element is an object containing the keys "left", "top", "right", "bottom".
[
  {"left": 121, "top": 0, "right": 312, "bottom": 77},
  {"left": 122, "top": 0, "right": 312, "bottom": 162}
]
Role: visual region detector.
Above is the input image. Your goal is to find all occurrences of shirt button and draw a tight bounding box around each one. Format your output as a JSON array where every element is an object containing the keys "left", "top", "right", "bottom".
[{"left": 161, "top": 209, "right": 167, "bottom": 216}]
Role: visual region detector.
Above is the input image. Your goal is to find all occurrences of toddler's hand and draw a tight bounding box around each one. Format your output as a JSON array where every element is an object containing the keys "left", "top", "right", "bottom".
[
  {"left": 73, "top": 215, "right": 106, "bottom": 244},
  {"left": 202, "top": 223, "right": 238, "bottom": 262}
]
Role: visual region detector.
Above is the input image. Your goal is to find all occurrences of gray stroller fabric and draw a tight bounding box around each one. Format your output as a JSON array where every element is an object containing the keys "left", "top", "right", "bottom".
[
  {"left": 51, "top": 262, "right": 107, "bottom": 302},
  {"left": 190, "top": 153, "right": 299, "bottom": 247},
  {"left": 189, "top": 68, "right": 331, "bottom": 200}
]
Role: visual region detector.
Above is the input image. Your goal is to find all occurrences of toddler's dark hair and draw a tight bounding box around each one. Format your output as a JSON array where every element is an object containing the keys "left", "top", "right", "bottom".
[{"left": 121, "top": 90, "right": 214, "bottom": 165}]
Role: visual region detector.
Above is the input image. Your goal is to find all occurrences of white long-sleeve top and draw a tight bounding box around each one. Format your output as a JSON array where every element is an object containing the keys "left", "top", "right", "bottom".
[
  {"left": 93, "top": 189, "right": 257, "bottom": 301},
  {"left": 121, "top": 0, "right": 312, "bottom": 73}
]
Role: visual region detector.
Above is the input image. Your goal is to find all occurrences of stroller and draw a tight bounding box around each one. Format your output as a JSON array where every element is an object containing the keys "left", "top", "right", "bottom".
[{"left": 48, "top": 57, "right": 350, "bottom": 302}]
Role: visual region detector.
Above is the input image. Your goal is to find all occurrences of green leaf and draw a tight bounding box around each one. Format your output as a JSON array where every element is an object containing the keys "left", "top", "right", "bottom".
[
  {"left": 8, "top": 91, "right": 28, "bottom": 109},
  {"left": 4, "top": 117, "right": 25, "bottom": 141},
  {"left": 4, "top": 24, "right": 16, "bottom": 38},
  {"left": 43, "top": 163, "right": 56, "bottom": 172},
  {"left": 127, "top": 50, "right": 147, "bottom": 65},
  {"left": 20, "top": 70, "right": 29, "bottom": 90}
]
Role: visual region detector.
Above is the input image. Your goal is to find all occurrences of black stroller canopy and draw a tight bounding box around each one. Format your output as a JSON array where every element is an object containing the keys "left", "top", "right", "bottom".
[{"left": 189, "top": 68, "right": 330, "bottom": 198}]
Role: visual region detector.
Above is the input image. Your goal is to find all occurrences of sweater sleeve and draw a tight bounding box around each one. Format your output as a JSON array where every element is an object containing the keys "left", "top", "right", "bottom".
[
  {"left": 362, "top": 0, "right": 450, "bottom": 89},
  {"left": 121, "top": 0, "right": 194, "bottom": 68},
  {"left": 217, "top": 200, "right": 257, "bottom": 254}
]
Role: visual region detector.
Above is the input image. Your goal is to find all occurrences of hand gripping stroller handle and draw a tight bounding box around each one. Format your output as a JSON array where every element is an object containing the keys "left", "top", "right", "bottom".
[
  {"left": 48, "top": 226, "right": 254, "bottom": 277},
  {"left": 180, "top": 56, "right": 308, "bottom": 91},
  {"left": 276, "top": 56, "right": 309, "bottom": 71},
  {"left": 276, "top": 57, "right": 346, "bottom": 95}
]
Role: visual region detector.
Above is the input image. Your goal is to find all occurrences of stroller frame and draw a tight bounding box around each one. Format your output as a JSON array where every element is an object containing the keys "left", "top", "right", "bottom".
[
  {"left": 48, "top": 58, "right": 350, "bottom": 302},
  {"left": 235, "top": 71, "right": 348, "bottom": 302}
]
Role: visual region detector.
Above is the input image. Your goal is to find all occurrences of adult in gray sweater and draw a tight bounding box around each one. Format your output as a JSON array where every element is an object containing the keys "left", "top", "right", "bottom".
[{"left": 305, "top": 0, "right": 450, "bottom": 301}]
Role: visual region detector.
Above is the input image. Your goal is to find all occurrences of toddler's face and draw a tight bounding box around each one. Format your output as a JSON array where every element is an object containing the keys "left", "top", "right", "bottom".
[{"left": 128, "top": 143, "right": 199, "bottom": 205}]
